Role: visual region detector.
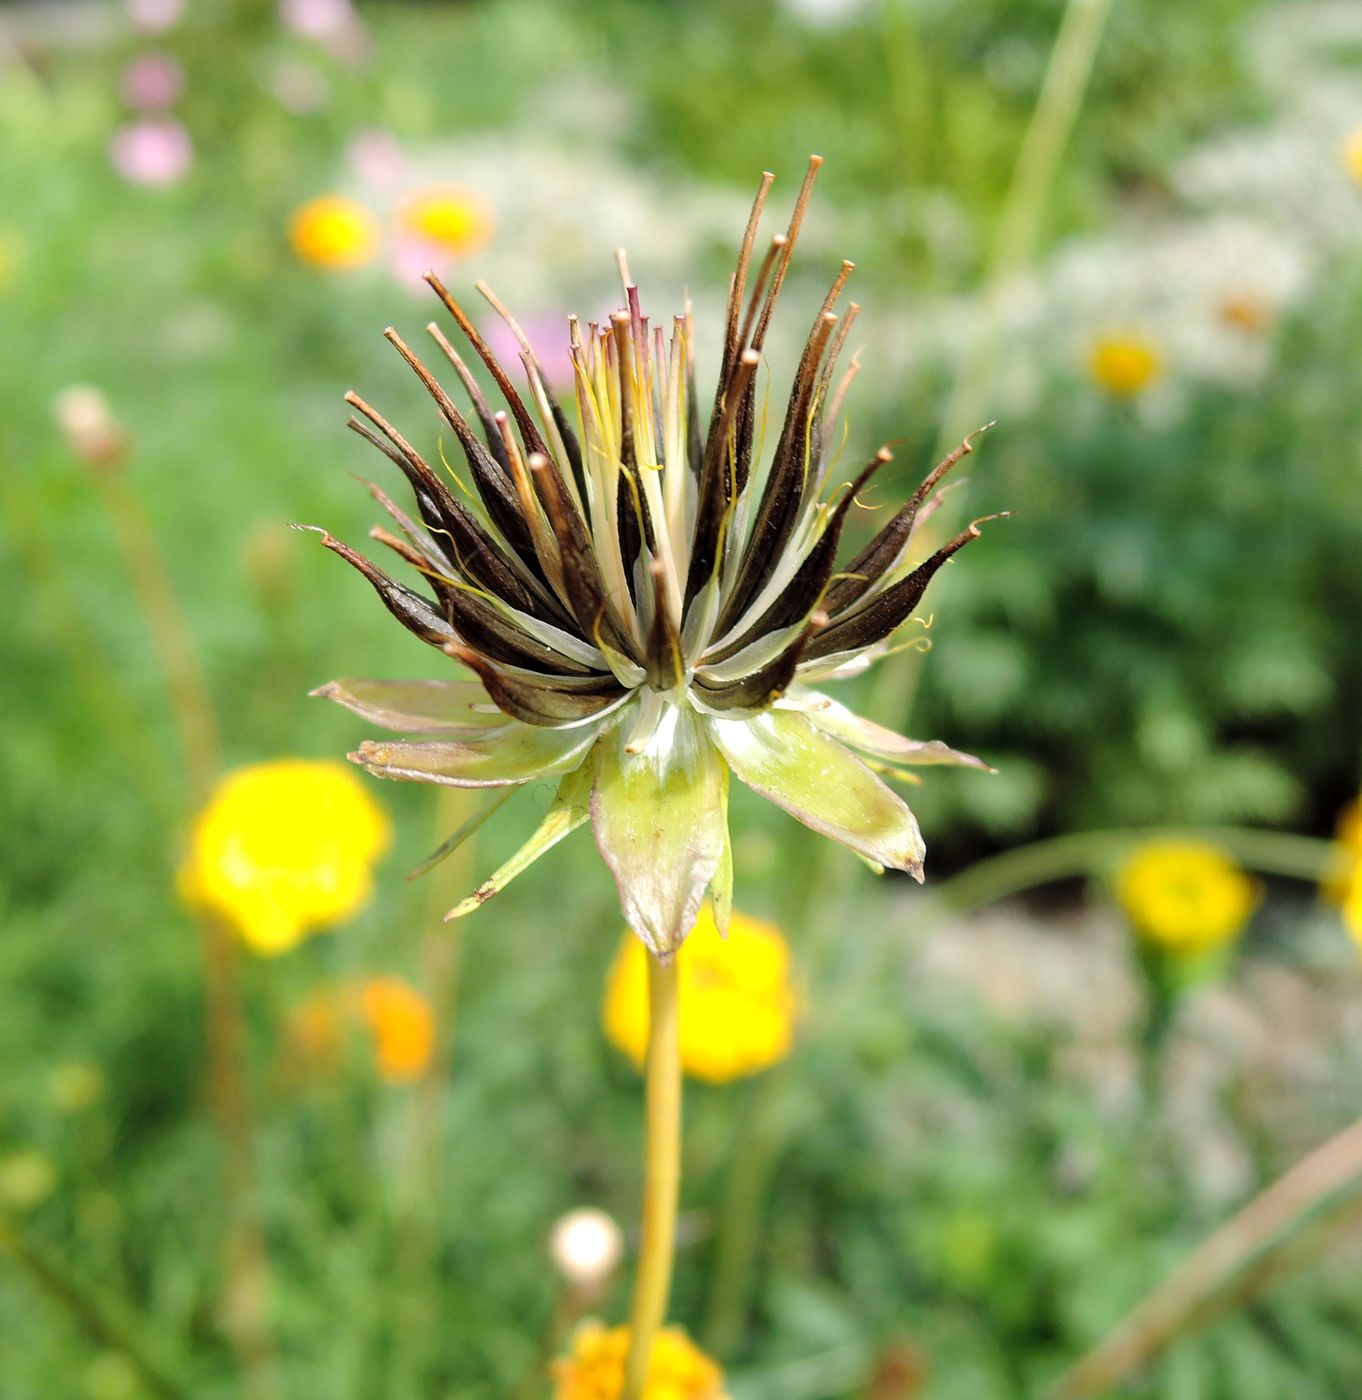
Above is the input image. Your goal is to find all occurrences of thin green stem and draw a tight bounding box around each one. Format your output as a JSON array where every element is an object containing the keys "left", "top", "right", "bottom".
[
  {"left": 622, "top": 954, "right": 682, "bottom": 1400},
  {"left": 88, "top": 455, "right": 274, "bottom": 1395},
  {"left": 0, "top": 1213, "right": 186, "bottom": 1399},
  {"left": 931, "top": 825, "right": 1335, "bottom": 918}
]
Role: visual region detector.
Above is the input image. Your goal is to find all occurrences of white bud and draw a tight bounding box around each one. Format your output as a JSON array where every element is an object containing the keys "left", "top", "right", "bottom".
[
  {"left": 549, "top": 1207, "right": 624, "bottom": 1289},
  {"left": 53, "top": 385, "right": 126, "bottom": 470}
]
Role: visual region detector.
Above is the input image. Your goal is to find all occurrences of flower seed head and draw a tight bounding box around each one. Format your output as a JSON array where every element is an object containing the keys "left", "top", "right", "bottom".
[{"left": 306, "top": 160, "right": 1001, "bottom": 956}]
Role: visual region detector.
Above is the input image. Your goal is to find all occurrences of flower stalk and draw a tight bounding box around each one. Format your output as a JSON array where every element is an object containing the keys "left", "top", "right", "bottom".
[{"left": 623, "top": 953, "right": 683, "bottom": 1400}]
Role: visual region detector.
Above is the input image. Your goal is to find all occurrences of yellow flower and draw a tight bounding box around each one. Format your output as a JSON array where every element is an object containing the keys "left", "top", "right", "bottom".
[
  {"left": 1087, "top": 334, "right": 1162, "bottom": 397},
  {"left": 1341, "top": 127, "right": 1362, "bottom": 185},
  {"left": 602, "top": 906, "right": 795, "bottom": 1084},
  {"left": 1324, "top": 798, "right": 1362, "bottom": 904},
  {"left": 285, "top": 976, "right": 435, "bottom": 1083},
  {"left": 1343, "top": 875, "right": 1362, "bottom": 951},
  {"left": 397, "top": 185, "right": 492, "bottom": 257},
  {"left": 289, "top": 195, "right": 380, "bottom": 269},
  {"left": 357, "top": 976, "right": 435, "bottom": 1082},
  {"left": 1115, "top": 841, "right": 1258, "bottom": 956},
  {"left": 180, "top": 760, "right": 391, "bottom": 955},
  {"left": 553, "top": 1322, "right": 728, "bottom": 1400}
]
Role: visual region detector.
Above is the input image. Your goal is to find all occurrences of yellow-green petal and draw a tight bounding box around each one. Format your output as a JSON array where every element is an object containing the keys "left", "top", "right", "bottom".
[
  {"left": 445, "top": 763, "right": 593, "bottom": 919},
  {"left": 711, "top": 709, "right": 926, "bottom": 879},
  {"left": 591, "top": 706, "right": 728, "bottom": 957},
  {"left": 351, "top": 721, "right": 600, "bottom": 788}
]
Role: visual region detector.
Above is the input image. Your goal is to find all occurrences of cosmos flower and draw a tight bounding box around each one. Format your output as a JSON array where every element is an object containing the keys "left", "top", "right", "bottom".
[
  {"left": 1115, "top": 841, "right": 1259, "bottom": 957},
  {"left": 109, "top": 117, "right": 192, "bottom": 186},
  {"left": 553, "top": 1323, "right": 727, "bottom": 1400},
  {"left": 179, "top": 760, "right": 391, "bottom": 955},
  {"left": 602, "top": 906, "right": 795, "bottom": 1082},
  {"left": 120, "top": 52, "right": 183, "bottom": 110},
  {"left": 289, "top": 195, "right": 380, "bottom": 269},
  {"left": 306, "top": 160, "right": 997, "bottom": 957},
  {"left": 124, "top": 0, "right": 183, "bottom": 32}
]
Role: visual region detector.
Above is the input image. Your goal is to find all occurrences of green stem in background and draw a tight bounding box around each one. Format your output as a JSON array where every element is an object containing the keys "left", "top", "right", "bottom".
[
  {"left": 937, "top": 0, "right": 1116, "bottom": 446},
  {"left": 0, "top": 445, "right": 176, "bottom": 823},
  {"left": 89, "top": 464, "right": 221, "bottom": 805},
  {"left": 622, "top": 954, "right": 682, "bottom": 1400},
  {"left": 869, "top": 0, "right": 1115, "bottom": 738},
  {"left": 930, "top": 825, "right": 1335, "bottom": 918},
  {"left": 396, "top": 786, "right": 483, "bottom": 1390},
  {"left": 1045, "top": 1115, "right": 1362, "bottom": 1399},
  {"left": 701, "top": 1076, "right": 788, "bottom": 1359},
  {"left": 82, "top": 447, "right": 276, "bottom": 1395},
  {"left": 0, "top": 1212, "right": 186, "bottom": 1400}
]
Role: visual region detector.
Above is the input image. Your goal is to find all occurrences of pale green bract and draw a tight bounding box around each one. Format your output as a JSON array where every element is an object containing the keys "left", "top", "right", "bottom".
[{"left": 305, "top": 159, "right": 999, "bottom": 955}]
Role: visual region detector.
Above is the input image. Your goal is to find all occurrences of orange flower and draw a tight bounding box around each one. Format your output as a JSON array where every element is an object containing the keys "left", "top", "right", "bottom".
[
  {"left": 285, "top": 976, "right": 435, "bottom": 1084},
  {"left": 359, "top": 976, "right": 435, "bottom": 1083}
]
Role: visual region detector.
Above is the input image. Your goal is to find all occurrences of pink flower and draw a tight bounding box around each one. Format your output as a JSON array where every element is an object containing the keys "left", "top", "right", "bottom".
[
  {"left": 120, "top": 53, "right": 184, "bottom": 110},
  {"left": 346, "top": 129, "right": 408, "bottom": 188},
  {"left": 480, "top": 312, "right": 576, "bottom": 389},
  {"left": 124, "top": 0, "right": 183, "bottom": 32},
  {"left": 109, "top": 118, "right": 192, "bottom": 186},
  {"left": 279, "top": 0, "right": 355, "bottom": 39}
]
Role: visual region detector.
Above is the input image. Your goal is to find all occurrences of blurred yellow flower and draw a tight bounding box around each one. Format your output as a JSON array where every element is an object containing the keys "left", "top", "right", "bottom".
[
  {"left": 48, "top": 1060, "right": 104, "bottom": 1115},
  {"left": 180, "top": 760, "right": 391, "bottom": 955},
  {"left": 602, "top": 906, "right": 795, "bottom": 1084},
  {"left": 1343, "top": 876, "right": 1362, "bottom": 951},
  {"left": 1323, "top": 798, "right": 1362, "bottom": 904},
  {"left": 1087, "top": 334, "right": 1162, "bottom": 397},
  {"left": 289, "top": 195, "right": 380, "bottom": 269},
  {"left": 0, "top": 1150, "right": 56, "bottom": 1212},
  {"left": 285, "top": 975, "right": 435, "bottom": 1083},
  {"left": 398, "top": 185, "right": 492, "bottom": 257},
  {"left": 1116, "top": 841, "right": 1258, "bottom": 956},
  {"left": 553, "top": 1322, "right": 728, "bottom": 1400},
  {"left": 1341, "top": 127, "right": 1362, "bottom": 185}
]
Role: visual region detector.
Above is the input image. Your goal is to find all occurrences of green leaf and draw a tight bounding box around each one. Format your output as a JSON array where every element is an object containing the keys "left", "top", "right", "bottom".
[
  {"left": 445, "top": 763, "right": 594, "bottom": 919},
  {"left": 711, "top": 709, "right": 926, "bottom": 878},
  {"left": 592, "top": 705, "right": 728, "bottom": 956}
]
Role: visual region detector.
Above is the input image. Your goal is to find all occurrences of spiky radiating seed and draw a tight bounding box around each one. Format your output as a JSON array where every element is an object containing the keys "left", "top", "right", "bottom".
[{"left": 304, "top": 159, "right": 1001, "bottom": 956}]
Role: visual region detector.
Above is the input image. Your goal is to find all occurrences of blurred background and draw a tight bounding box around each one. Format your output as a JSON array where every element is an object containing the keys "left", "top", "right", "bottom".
[{"left": 3, "top": 0, "right": 1362, "bottom": 1396}]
